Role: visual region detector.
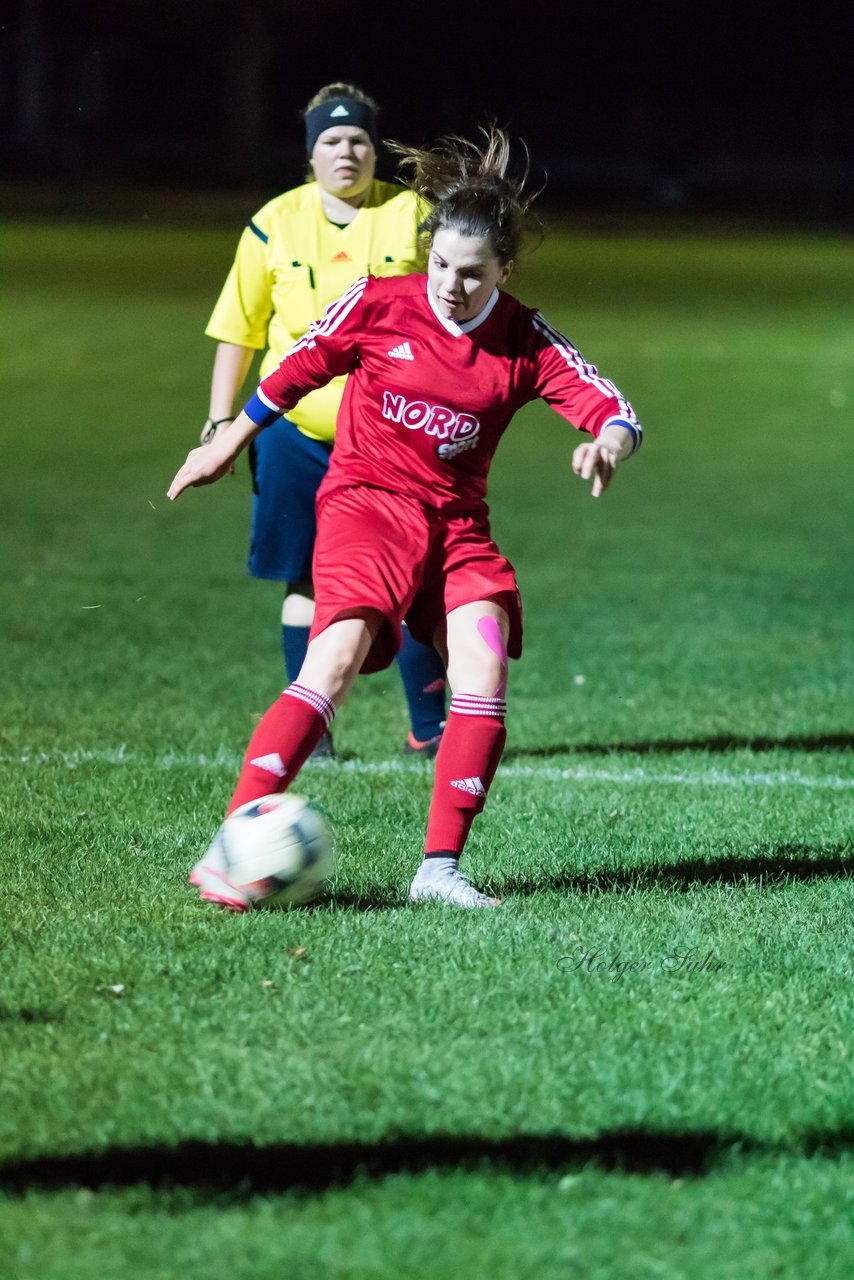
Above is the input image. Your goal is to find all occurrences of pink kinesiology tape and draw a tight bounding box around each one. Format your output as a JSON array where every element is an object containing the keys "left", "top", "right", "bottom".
[{"left": 476, "top": 615, "right": 508, "bottom": 697}]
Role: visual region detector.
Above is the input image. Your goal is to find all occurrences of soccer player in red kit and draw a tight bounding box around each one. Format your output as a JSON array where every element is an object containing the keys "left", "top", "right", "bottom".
[{"left": 168, "top": 128, "right": 643, "bottom": 909}]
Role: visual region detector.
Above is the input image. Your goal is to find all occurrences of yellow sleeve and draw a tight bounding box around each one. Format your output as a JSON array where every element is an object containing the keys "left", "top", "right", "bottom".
[{"left": 205, "top": 218, "right": 273, "bottom": 350}]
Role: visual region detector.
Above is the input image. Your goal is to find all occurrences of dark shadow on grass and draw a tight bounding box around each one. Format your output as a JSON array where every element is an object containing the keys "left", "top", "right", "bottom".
[
  {"left": 0, "top": 1004, "right": 65, "bottom": 1024},
  {"left": 503, "top": 732, "right": 853, "bottom": 760},
  {"left": 328, "top": 896, "right": 399, "bottom": 912},
  {"left": 318, "top": 847, "right": 853, "bottom": 910},
  {"left": 2, "top": 1129, "right": 851, "bottom": 1195},
  {"left": 320, "top": 891, "right": 406, "bottom": 912},
  {"left": 495, "top": 847, "right": 853, "bottom": 897}
]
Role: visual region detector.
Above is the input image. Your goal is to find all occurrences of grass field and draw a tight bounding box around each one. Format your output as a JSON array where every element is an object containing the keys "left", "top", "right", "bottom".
[{"left": 0, "top": 210, "right": 852, "bottom": 1278}]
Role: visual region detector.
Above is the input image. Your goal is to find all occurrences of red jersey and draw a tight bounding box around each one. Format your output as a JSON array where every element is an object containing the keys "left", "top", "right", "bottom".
[{"left": 249, "top": 273, "right": 640, "bottom": 516}]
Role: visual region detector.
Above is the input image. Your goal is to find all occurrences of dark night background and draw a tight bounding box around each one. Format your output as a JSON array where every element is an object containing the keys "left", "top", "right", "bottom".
[{"left": 1, "top": 0, "right": 852, "bottom": 223}]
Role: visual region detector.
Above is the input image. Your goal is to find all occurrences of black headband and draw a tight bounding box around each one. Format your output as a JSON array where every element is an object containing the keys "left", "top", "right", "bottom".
[{"left": 305, "top": 99, "right": 379, "bottom": 157}]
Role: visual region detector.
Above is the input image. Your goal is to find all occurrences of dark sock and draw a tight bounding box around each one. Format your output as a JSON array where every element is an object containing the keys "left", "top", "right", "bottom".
[
  {"left": 396, "top": 627, "right": 446, "bottom": 741},
  {"left": 282, "top": 624, "right": 311, "bottom": 686}
]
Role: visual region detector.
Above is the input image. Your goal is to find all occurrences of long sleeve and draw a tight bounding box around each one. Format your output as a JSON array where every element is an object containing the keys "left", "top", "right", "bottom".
[
  {"left": 531, "top": 310, "right": 642, "bottom": 452},
  {"left": 242, "top": 277, "right": 369, "bottom": 428}
]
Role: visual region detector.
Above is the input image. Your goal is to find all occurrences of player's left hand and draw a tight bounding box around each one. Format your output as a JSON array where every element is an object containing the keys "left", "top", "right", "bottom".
[
  {"left": 572, "top": 440, "right": 619, "bottom": 498},
  {"left": 167, "top": 444, "right": 235, "bottom": 500}
]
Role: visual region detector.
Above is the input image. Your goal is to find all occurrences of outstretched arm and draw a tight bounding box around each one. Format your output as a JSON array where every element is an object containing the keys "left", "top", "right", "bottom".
[
  {"left": 531, "top": 310, "right": 642, "bottom": 498},
  {"left": 168, "top": 410, "right": 259, "bottom": 501},
  {"left": 172, "top": 278, "right": 371, "bottom": 500}
]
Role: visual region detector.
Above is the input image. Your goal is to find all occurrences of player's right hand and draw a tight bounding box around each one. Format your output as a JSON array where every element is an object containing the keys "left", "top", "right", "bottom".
[{"left": 572, "top": 440, "right": 619, "bottom": 498}]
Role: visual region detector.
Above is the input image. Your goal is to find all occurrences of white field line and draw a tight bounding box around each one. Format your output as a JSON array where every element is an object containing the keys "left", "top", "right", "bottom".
[{"left": 2, "top": 747, "right": 852, "bottom": 791}]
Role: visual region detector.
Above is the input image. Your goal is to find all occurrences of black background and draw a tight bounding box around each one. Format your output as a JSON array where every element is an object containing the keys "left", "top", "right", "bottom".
[{"left": 2, "top": 0, "right": 851, "bottom": 221}]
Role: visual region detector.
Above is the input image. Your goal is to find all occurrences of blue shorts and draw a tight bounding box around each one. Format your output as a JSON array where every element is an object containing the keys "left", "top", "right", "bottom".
[{"left": 247, "top": 416, "right": 333, "bottom": 582}]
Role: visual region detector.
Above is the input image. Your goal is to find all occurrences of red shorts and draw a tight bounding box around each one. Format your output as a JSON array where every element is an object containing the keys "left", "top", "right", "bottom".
[{"left": 311, "top": 486, "right": 523, "bottom": 674}]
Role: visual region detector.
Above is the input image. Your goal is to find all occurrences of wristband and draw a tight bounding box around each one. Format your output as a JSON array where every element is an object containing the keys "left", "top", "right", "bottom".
[
  {"left": 244, "top": 391, "right": 283, "bottom": 429},
  {"left": 601, "top": 417, "right": 642, "bottom": 456},
  {"left": 202, "top": 415, "right": 234, "bottom": 443}
]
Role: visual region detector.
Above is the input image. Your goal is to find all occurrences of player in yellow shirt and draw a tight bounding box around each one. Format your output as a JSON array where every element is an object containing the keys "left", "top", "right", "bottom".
[{"left": 202, "top": 82, "right": 446, "bottom": 756}]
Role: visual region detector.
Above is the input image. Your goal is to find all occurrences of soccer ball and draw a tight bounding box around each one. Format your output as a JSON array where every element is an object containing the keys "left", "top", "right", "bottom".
[{"left": 220, "top": 793, "right": 334, "bottom": 907}]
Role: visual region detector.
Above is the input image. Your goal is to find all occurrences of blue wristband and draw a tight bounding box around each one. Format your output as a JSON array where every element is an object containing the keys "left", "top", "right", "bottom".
[
  {"left": 604, "top": 418, "right": 642, "bottom": 455},
  {"left": 244, "top": 390, "right": 283, "bottom": 429}
]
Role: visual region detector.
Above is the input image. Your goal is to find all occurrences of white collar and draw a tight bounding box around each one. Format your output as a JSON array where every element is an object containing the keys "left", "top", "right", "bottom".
[{"left": 426, "top": 284, "right": 501, "bottom": 337}]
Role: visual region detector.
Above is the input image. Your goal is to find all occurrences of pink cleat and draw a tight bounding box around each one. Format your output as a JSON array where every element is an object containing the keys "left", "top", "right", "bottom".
[
  {"left": 189, "top": 829, "right": 252, "bottom": 912},
  {"left": 404, "top": 729, "right": 444, "bottom": 759}
]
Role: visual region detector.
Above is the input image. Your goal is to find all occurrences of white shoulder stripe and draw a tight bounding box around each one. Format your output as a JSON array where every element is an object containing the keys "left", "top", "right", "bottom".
[
  {"left": 532, "top": 312, "right": 639, "bottom": 426},
  {"left": 319, "top": 276, "right": 370, "bottom": 328},
  {"left": 535, "top": 312, "right": 636, "bottom": 422},
  {"left": 284, "top": 277, "right": 369, "bottom": 361}
]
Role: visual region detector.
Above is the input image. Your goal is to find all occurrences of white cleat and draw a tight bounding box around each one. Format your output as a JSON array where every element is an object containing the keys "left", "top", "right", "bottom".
[
  {"left": 409, "top": 862, "right": 502, "bottom": 909},
  {"left": 189, "top": 827, "right": 252, "bottom": 912}
]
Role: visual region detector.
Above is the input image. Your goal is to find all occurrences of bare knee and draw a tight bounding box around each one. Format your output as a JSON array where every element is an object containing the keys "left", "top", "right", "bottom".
[
  {"left": 281, "top": 582, "right": 315, "bottom": 627},
  {"left": 296, "top": 616, "right": 378, "bottom": 705},
  {"left": 447, "top": 650, "right": 506, "bottom": 696},
  {"left": 446, "top": 611, "right": 509, "bottom": 697}
]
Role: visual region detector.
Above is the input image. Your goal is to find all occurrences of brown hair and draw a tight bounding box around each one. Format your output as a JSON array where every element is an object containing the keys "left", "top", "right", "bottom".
[
  {"left": 302, "top": 82, "right": 379, "bottom": 116},
  {"left": 388, "top": 126, "right": 535, "bottom": 265}
]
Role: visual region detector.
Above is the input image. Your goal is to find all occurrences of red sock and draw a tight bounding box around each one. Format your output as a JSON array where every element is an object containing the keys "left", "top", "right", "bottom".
[
  {"left": 424, "top": 694, "right": 507, "bottom": 856},
  {"left": 227, "top": 683, "right": 335, "bottom": 814}
]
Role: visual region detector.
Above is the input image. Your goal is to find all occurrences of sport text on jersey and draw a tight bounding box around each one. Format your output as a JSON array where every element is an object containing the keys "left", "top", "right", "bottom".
[{"left": 381, "top": 391, "right": 481, "bottom": 460}]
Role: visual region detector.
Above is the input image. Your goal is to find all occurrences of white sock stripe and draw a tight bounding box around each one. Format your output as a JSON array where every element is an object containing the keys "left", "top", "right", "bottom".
[
  {"left": 450, "top": 695, "right": 507, "bottom": 718},
  {"left": 450, "top": 708, "right": 507, "bottom": 718},
  {"left": 451, "top": 694, "right": 506, "bottom": 705},
  {"left": 450, "top": 695, "right": 506, "bottom": 707},
  {"left": 283, "top": 683, "right": 336, "bottom": 729}
]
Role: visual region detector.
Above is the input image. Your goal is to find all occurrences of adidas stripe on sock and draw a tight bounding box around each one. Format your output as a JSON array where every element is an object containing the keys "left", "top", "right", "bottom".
[
  {"left": 424, "top": 694, "right": 507, "bottom": 856},
  {"left": 227, "top": 683, "right": 335, "bottom": 814}
]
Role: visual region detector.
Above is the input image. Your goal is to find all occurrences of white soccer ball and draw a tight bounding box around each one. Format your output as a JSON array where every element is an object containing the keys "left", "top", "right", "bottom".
[{"left": 220, "top": 793, "right": 334, "bottom": 906}]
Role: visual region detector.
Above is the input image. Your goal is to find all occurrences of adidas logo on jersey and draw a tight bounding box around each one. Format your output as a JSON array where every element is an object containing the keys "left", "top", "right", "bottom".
[
  {"left": 249, "top": 752, "right": 287, "bottom": 778},
  {"left": 450, "top": 776, "right": 486, "bottom": 797},
  {"left": 388, "top": 342, "right": 414, "bottom": 360},
  {"left": 331, "top": 250, "right": 352, "bottom": 263},
  {"left": 330, "top": 105, "right": 350, "bottom": 117}
]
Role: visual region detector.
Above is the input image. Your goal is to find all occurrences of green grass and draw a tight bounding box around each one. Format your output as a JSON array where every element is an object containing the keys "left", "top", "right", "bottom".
[
  {"left": 3, "top": 1155, "right": 852, "bottom": 1280},
  {"left": 0, "top": 214, "right": 852, "bottom": 1278}
]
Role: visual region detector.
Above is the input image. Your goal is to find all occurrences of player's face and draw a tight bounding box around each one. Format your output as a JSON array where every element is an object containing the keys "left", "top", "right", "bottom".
[
  {"left": 310, "top": 126, "right": 376, "bottom": 201},
  {"left": 427, "top": 228, "right": 513, "bottom": 324}
]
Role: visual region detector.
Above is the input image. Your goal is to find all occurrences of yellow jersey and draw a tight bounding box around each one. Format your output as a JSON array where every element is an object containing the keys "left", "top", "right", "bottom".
[{"left": 205, "top": 180, "right": 424, "bottom": 441}]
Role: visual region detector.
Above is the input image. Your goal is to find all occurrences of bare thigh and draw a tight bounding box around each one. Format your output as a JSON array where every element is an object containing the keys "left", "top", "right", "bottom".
[{"left": 297, "top": 613, "right": 382, "bottom": 706}]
